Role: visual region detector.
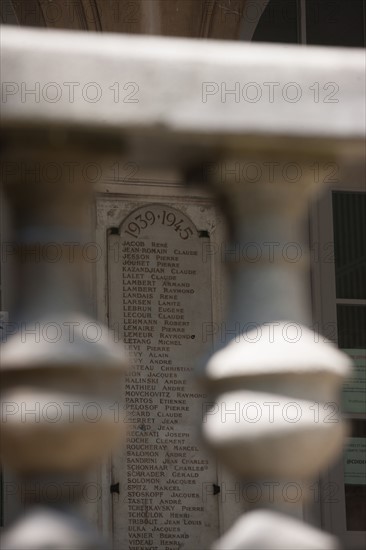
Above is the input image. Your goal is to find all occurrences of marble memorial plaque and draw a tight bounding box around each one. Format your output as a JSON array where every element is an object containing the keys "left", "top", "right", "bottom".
[{"left": 108, "top": 203, "right": 219, "bottom": 550}]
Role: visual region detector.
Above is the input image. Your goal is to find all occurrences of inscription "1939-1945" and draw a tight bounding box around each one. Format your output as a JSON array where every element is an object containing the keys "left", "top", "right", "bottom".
[{"left": 124, "top": 208, "right": 194, "bottom": 240}]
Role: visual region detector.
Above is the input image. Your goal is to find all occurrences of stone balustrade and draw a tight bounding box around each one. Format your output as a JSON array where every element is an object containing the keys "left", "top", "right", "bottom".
[{"left": 0, "top": 25, "right": 365, "bottom": 549}]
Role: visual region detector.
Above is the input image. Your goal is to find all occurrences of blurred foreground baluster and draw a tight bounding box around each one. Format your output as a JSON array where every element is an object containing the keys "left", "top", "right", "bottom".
[
  {"left": 0, "top": 133, "right": 129, "bottom": 549},
  {"left": 199, "top": 157, "right": 352, "bottom": 550}
]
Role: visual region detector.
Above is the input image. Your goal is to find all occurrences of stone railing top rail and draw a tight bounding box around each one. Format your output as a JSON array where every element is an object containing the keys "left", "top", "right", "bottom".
[{"left": 1, "top": 25, "right": 365, "bottom": 158}]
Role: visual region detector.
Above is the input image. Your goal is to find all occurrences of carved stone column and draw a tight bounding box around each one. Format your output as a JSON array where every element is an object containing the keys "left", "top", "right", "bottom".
[
  {"left": 0, "top": 134, "right": 128, "bottom": 548},
  {"left": 199, "top": 155, "right": 352, "bottom": 549}
]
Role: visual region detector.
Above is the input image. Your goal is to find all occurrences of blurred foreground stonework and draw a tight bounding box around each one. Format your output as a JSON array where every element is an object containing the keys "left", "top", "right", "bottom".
[{"left": 1, "top": 2, "right": 365, "bottom": 549}]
